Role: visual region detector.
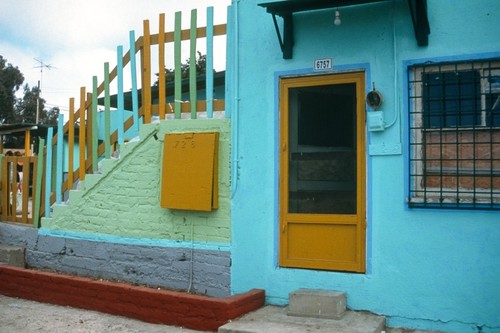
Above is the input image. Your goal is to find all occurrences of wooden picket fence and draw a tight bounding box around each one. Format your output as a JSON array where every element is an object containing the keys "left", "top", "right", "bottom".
[
  {"left": 0, "top": 156, "right": 40, "bottom": 224},
  {"left": 1, "top": 8, "right": 226, "bottom": 226}
]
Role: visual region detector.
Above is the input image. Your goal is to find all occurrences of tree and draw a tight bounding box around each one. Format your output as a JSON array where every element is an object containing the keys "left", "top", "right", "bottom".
[
  {"left": 1, "top": 55, "right": 60, "bottom": 148},
  {"left": 39, "top": 106, "right": 59, "bottom": 125},
  {"left": 0, "top": 56, "right": 24, "bottom": 124},
  {"left": 0, "top": 56, "right": 60, "bottom": 126},
  {"left": 14, "top": 84, "right": 37, "bottom": 123},
  {"left": 154, "top": 51, "right": 213, "bottom": 86},
  {"left": 13, "top": 84, "right": 59, "bottom": 125}
]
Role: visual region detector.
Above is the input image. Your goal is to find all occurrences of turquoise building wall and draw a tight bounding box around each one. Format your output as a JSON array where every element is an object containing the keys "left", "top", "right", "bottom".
[
  {"left": 228, "top": 1, "right": 500, "bottom": 332},
  {"left": 97, "top": 110, "right": 139, "bottom": 142}
]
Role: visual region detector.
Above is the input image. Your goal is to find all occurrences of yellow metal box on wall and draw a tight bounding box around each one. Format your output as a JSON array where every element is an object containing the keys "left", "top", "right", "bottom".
[{"left": 160, "top": 132, "right": 219, "bottom": 211}]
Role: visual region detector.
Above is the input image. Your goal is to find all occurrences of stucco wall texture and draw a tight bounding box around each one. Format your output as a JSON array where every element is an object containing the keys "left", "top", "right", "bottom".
[{"left": 227, "top": 0, "right": 500, "bottom": 332}]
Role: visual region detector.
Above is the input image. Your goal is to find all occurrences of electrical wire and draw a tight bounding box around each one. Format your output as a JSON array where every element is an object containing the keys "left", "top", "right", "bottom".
[
  {"left": 384, "top": 0, "right": 400, "bottom": 130},
  {"left": 187, "top": 218, "right": 195, "bottom": 293}
]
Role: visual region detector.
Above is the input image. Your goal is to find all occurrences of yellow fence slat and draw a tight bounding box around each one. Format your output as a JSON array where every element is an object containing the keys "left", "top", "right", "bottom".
[
  {"left": 158, "top": 13, "right": 166, "bottom": 120},
  {"left": 150, "top": 24, "right": 227, "bottom": 44},
  {"left": 86, "top": 91, "right": 93, "bottom": 173},
  {"left": 24, "top": 130, "right": 30, "bottom": 156},
  {"left": 142, "top": 19, "right": 152, "bottom": 124}
]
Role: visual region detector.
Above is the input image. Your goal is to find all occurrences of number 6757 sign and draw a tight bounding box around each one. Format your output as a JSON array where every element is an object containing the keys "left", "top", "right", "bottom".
[{"left": 313, "top": 58, "right": 333, "bottom": 72}]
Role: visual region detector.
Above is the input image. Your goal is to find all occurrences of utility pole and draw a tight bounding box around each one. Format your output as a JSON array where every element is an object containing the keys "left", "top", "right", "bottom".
[
  {"left": 36, "top": 80, "right": 40, "bottom": 124},
  {"left": 33, "top": 58, "right": 55, "bottom": 124}
]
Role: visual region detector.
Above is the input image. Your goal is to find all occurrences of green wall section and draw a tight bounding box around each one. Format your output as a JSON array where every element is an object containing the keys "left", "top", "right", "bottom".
[{"left": 42, "top": 119, "right": 231, "bottom": 244}]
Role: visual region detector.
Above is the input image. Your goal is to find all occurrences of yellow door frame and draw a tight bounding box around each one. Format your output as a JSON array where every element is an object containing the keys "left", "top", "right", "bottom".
[{"left": 279, "top": 71, "right": 366, "bottom": 272}]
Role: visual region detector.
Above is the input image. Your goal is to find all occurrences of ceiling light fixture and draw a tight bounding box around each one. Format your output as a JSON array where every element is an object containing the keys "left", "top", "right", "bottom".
[{"left": 334, "top": 9, "right": 341, "bottom": 26}]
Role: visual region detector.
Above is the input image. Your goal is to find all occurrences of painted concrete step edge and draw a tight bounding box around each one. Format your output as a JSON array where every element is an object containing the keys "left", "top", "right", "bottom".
[
  {"left": 0, "top": 244, "right": 25, "bottom": 268},
  {"left": 218, "top": 305, "right": 385, "bottom": 333}
]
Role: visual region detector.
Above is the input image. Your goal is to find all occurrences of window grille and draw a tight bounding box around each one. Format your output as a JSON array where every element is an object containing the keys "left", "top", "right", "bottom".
[{"left": 408, "top": 58, "right": 500, "bottom": 209}]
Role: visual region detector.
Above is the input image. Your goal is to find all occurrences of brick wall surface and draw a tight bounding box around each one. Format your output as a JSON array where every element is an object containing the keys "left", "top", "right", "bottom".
[
  {"left": 42, "top": 120, "right": 231, "bottom": 243},
  {"left": 0, "top": 265, "right": 264, "bottom": 332},
  {"left": 425, "top": 130, "right": 500, "bottom": 189}
]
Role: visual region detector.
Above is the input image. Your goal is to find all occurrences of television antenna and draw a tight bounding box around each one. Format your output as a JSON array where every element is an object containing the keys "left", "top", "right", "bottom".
[{"left": 33, "top": 58, "right": 56, "bottom": 124}]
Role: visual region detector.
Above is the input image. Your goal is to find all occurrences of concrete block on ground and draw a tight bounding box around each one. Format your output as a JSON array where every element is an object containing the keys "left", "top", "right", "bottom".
[
  {"left": 288, "top": 288, "right": 346, "bottom": 319},
  {"left": 218, "top": 305, "right": 385, "bottom": 333},
  {"left": 0, "top": 244, "right": 26, "bottom": 268}
]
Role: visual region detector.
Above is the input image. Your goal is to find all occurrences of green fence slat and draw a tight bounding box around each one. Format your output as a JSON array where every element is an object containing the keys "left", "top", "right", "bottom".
[
  {"left": 92, "top": 76, "right": 98, "bottom": 172},
  {"left": 190, "top": 9, "right": 198, "bottom": 119},
  {"left": 33, "top": 138, "right": 45, "bottom": 227},
  {"left": 129, "top": 30, "right": 140, "bottom": 131}
]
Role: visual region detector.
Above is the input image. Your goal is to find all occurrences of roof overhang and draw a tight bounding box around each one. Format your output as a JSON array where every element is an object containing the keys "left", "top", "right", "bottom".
[
  {"left": 258, "top": 0, "right": 430, "bottom": 59},
  {"left": 0, "top": 123, "right": 69, "bottom": 137},
  {"left": 0, "top": 124, "right": 40, "bottom": 136}
]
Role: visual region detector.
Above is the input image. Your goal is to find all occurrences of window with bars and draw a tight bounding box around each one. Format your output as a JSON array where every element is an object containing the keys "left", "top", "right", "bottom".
[{"left": 408, "top": 58, "right": 500, "bottom": 209}]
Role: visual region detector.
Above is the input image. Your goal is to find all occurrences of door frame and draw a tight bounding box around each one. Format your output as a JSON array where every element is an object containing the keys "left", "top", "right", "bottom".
[{"left": 278, "top": 71, "right": 367, "bottom": 272}]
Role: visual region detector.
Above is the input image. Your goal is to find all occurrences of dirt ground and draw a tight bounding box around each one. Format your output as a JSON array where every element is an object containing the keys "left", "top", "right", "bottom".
[
  {"left": 0, "top": 295, "right": 210, "bottom": 333},
  {"left": 0, "top": 295, "right": 442, "bottom": 333}
]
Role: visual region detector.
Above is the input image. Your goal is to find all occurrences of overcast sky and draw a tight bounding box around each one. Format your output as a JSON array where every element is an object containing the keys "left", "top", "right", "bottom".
[{"left": 0, "top": 0, "right": 230, "bottom": 115}]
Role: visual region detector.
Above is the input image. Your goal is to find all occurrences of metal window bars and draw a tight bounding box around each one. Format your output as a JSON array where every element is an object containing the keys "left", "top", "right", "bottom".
[{"left": 408, "top": 58, "right": 500, "bottom": 209}]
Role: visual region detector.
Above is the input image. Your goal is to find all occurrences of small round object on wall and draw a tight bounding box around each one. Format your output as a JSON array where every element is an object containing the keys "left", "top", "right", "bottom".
[{"left": 366, "top": 89, "right": 384, "bottom": 111}]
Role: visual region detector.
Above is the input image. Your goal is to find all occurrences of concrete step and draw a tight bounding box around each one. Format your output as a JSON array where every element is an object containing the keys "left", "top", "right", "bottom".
[
  {"left": 0, "top": 244, "right": 25, "bottom": 268},
  {"left": 218, "top": 305, "right": 385, "bottom": 333},
  {"left": 288, "top": 288, "right": 346, "bottom": 319}
]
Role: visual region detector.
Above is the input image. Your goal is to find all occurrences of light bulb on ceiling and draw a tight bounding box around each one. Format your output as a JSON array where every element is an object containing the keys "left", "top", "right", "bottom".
[{"left": 334, "top": 9, "right": 341, "bottom": 26}]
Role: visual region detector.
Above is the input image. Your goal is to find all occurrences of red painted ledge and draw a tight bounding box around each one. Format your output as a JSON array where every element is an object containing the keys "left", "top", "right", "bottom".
[{"left": 0, "top": 265, "right": 265, "bottom": 331}]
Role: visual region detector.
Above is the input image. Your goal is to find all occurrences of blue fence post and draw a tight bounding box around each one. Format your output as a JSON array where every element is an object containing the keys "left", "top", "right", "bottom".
[
  {"left": 129, "top": 30, "right": 140, "bottom": 132},
  {"left": 104, "top": 62, "right": 111, "bottom": 159}
]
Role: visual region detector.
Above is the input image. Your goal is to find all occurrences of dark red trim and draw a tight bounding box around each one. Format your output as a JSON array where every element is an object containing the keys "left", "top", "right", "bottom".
[{"left": 0, "top": 266, "right": 264, "bottom": 331}]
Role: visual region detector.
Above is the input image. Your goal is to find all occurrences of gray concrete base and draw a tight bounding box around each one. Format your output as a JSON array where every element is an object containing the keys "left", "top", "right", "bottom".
[
  {"left": 0, "top": 244, "right": 25, "bottom": 267},
  {"left": 218, "top": 305, "right": 385, "bottom": 333},
  {"left": 0, "top": 222, "right": 231, "bottom": 298},
  {"left": 288, "top": 288, "right": 346, "bottom": 319}
]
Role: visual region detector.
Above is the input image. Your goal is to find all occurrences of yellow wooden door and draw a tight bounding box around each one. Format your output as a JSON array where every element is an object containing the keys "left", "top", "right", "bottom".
[{"left": 279, "top": 72, "right": 366, "bottom": 272}]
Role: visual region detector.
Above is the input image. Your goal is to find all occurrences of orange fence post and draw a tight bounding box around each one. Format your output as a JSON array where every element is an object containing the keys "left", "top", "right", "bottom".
[{"left": 142, "top": 19, "right": 152, "bottom": 124}]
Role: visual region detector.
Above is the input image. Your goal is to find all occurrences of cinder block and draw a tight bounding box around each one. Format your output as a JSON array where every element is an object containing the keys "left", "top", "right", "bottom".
[
  {"left": 0, "top": 244, "right": 26, "bottom": 268},
  {"left": 288, "top": 289, "right": 346, "bottom": 319}
]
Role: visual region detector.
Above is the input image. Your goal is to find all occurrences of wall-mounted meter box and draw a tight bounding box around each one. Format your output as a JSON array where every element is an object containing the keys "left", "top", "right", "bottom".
[
  {"left": 367, "top": 111, "right": 385, "bottom": 132},
  {"left": 160, "top": 132, "right": 219, "bottom": 211}
]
